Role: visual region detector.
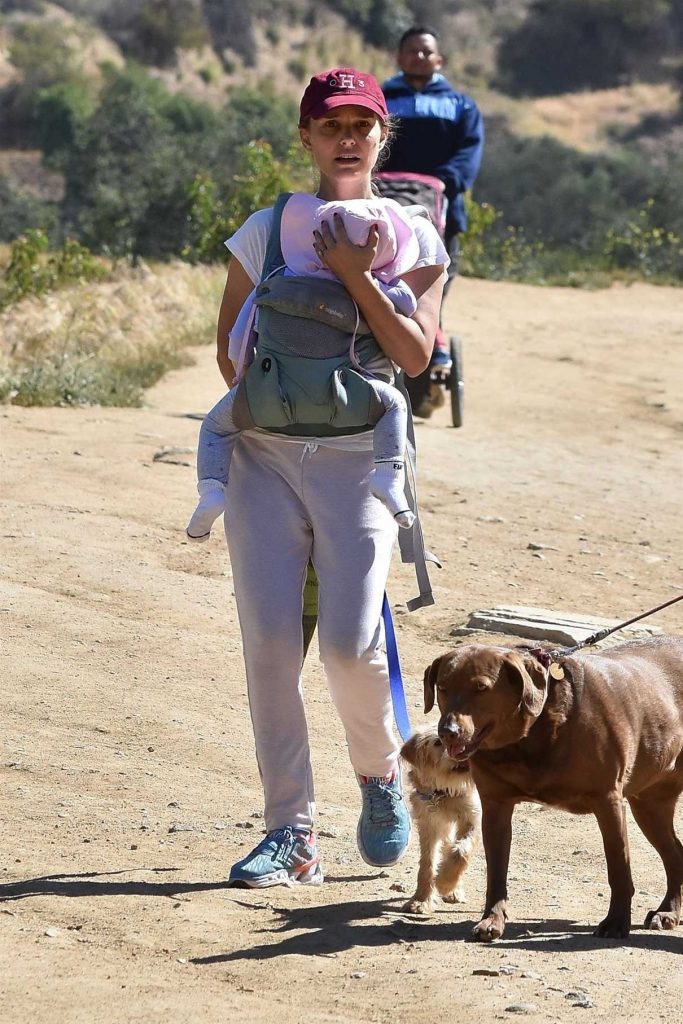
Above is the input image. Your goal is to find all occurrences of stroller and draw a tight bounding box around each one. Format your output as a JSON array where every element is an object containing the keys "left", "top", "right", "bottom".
[{"left": 374, "top": 171, "right": 464, "bottom": 428}]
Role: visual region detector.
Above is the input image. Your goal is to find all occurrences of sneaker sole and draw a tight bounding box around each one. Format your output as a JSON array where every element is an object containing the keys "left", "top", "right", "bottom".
[
  {"left": 356, "top": 818, "right": 411, "bottom": 868},
  {"left": 227, "top": 864, "right": 324, "bottom": 889}
]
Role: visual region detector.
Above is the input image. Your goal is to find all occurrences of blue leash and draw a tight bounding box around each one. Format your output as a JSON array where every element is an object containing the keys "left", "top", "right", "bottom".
[{"left": 381, "top": 594, "right": 413, "bottom": 743}]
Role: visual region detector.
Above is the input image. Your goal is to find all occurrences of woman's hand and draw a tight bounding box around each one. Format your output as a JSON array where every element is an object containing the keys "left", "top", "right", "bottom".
[{"left": 313, "top": 212, "right": 379, "bottom": 285}]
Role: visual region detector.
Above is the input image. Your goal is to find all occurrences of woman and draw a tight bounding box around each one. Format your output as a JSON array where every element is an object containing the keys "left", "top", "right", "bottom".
[{"left": 219, "top": 68, "right": 447, "bottom": 887}]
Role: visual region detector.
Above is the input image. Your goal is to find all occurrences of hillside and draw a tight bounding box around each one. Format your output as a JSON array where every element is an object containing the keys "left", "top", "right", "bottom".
[
  {"left": 0, "top": 1, "right": 681, "bottom": 282},
  {"left": 1, "top": 1, "right": 680, "bottom": 159}
]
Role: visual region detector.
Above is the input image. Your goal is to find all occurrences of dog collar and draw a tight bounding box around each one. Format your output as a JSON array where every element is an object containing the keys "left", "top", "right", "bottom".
[
  {"left": 527, "top": 646, "right": 566, "bottom": 681},
  {"left": 414, "top": 787, "right": 448, "bottom": 804},
  {"left": 414, "top": 766, "right": 469, "bottom": 805}
]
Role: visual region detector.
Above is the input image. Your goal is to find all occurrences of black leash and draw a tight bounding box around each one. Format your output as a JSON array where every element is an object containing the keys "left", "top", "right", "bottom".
[{"left": 530, "top": 592, "right": 683, "bottom": 679}]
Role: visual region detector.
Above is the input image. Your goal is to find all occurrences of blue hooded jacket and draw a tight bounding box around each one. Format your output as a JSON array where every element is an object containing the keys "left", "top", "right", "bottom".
[{"left": 381, "top": 72, "right": 484, "bottom": 236}]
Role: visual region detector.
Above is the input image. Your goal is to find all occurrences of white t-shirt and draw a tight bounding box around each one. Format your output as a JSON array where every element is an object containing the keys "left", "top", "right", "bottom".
[{"left": 223, "top": 201, "right": 449, "bottom": 450}]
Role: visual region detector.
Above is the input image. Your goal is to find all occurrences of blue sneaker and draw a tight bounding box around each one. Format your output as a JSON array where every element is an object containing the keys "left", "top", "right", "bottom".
[
  {"left": 429, "top": 329, "right": 452, "bottom": 381},
  {"left": 227, "top": 827, "right": 323, "bottom": 888},
  {"left": 356, "top": 771, "right": 411, "bottom": 867},
  {"left": 429, "top": 349, "right": 452, "bottom": 385},
  {"left": 430, "top": 347, "right": 452, "bottom": 369}
]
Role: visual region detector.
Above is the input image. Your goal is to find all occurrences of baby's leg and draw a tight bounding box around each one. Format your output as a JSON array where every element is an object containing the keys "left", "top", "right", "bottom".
[
  {"left": 186, "top": 389, "right": 240, "bottom": 542},
  {"left": 369, "top": 381, "right": 415, "bottom": 529}
]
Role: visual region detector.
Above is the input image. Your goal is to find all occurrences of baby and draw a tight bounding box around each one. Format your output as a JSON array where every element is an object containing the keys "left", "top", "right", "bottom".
[{"left": 186, "top": 193, "right": 421, "bottom": 541}]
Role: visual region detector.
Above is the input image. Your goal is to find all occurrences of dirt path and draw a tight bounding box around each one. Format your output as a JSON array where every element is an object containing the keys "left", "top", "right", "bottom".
[{"left": 2, "top": 278, "right": 682, "bottom": 1023}]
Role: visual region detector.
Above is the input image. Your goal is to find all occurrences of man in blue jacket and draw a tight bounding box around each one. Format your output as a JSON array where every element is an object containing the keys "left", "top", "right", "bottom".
[{"left": 382, "top": 27, "right": 483, "bottom": 398}]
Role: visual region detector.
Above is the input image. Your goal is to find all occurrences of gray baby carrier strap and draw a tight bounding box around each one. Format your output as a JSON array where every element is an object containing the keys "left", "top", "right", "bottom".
[
  {"left": 231, "top": 192, "right": 386, "bottom": 438},
  {"left": 394, "top": 370, "right": 441, "bottom": 610}
]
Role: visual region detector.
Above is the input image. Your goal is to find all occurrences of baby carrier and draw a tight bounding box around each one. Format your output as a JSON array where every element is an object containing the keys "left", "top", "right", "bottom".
[
  {"left": 232, "top": 192, "right": 439, "bottom": 611},
  {"left": 231, "top": 192, "right": 388, "bottom": 437}
]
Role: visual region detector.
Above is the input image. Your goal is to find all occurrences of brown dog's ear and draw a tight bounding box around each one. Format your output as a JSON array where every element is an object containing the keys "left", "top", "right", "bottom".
[
  {"left": 423, "top": 656, "right": 445, "bottom": 714},
  {"left": 503, "top": 652, "right": 547, "bottom": 719}
]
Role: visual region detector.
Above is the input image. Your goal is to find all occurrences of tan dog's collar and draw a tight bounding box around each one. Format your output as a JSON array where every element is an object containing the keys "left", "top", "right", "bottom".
[
  {"left": 414, "top": 762, "right": 470, "bottom": 806},
  {"left": 414, "top": 787, "right": 449, "bottom": 806}
]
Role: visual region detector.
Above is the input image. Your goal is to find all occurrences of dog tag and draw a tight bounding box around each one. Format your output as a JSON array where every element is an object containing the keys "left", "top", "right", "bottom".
[{"left": 549, "top": 662, "right": 565, "bottom": 680}]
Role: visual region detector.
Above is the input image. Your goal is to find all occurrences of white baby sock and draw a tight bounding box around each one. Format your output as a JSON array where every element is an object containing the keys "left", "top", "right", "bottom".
[
  {"left": 186, "top": 478, "right": 226, "bottom": 541},
  {"left": 370, "top": 460, "right": 415, "bottom": 529}
]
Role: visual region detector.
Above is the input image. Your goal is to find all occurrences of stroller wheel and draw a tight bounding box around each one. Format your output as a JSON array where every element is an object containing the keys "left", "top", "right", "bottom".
[{"left": 448, "top": 336, "right": 464, "bottom": 428}]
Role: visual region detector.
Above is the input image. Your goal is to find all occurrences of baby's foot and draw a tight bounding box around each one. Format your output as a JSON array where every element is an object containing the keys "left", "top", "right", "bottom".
[
  {"left": 186, "top": 479, "right": 225, "bottom": 541},
  {"left": 370, "top": 461, "right": 415, "bottom": 530},
  {"left": 393, "top": 509, "right": 415, "bottom": 529}
]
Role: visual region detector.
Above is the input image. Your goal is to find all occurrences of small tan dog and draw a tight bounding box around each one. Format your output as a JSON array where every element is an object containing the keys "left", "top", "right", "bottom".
[{"left": 400, "top": 728, "right": 481, "bottom": 914}]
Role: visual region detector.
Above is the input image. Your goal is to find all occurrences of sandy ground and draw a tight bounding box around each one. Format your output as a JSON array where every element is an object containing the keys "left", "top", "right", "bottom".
[{"left": 1, "top": 277, "right": 682, "bottom": 1023}]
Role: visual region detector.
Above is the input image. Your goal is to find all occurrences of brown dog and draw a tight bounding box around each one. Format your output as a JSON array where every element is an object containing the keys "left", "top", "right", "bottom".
[
  {"left": 424, "top": 636, "right": 683, "bottom": 940},
  {"left": 400, "top": 729, "right": 481, "bottom": 915}
]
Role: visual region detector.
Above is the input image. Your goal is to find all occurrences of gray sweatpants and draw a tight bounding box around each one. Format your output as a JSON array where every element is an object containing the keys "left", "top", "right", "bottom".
[{"left": 224, "top": 432, "right": 400, "bottom": 832}]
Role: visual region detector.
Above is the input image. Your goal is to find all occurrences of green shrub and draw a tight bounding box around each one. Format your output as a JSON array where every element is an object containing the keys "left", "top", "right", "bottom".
[
  {"left": 223, "top": 140, "right": 313, "bottom": 236},
  {"left": 182, "top": 173, "right": 231, "bottom": 264},
  {"left": 54, "top": 66, "right": 304, "bottom": 261},
  {"left": 35, "top": 81, "right": 95, "bottom": 165},
  {"left": 474, "top": 118, "right": 681, "bottom": 248},
  {"left": 0, "top": 229, "right": 107, "bottom": 309},
  {"left": 101, "top": 0, "right": 209, "bottom": 67},
  {"left": 604, "top": 200, "right": 683, "bottom": 280},
  {"left": 460, "top": 218, "right": 547, "bottom": 283},
  {"left": 458, "top": 194, "right": 500, "bottom": 276},
  {"left": 0, "top": 345, "right": 189, "bottom": 407},
  {"left": 459, "top": 189, "right": 683, "bottom": 286},
  {"left": 198, "top": 64, "right": 217, "bottom": 85},
  {"left": 222, "top": 87, "right": 300, "bottom": 163},
  {"left": 61, "top": 65, "right": 223, "bottom": 258},
  {"left": 183, "top": 139, "right": 315, "bottom": 264},
  {"left": 3, "top": 19, "right": 88, "bottom": 142}
]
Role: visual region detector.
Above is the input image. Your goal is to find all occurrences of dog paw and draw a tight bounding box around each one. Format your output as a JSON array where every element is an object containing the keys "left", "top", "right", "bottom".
[
  {"left": 472, "top": 914, "right": 504, "bottom": 942},
  {"left": 403, "top": 897, "right": 434, "bottom": 916},
  {"left": 594, "top": 915, "right": 631, "bottom": 938},
  {"left": 645, "top": 910, "right": 679, "bottom": 931},
  {"left": 441, "top": 886, "right": 466, "bottom": 904}
]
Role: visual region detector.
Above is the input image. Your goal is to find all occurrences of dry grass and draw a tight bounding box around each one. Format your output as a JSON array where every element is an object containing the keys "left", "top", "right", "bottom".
[
  {"left": 0, "top": 259, "right": 223, "bottom": 363},
  {"left": 481, "top": 82, "right": 680, "bottom": 152},
  {"left": 0, "top": 259, "right": 225, "bottom": 406}
]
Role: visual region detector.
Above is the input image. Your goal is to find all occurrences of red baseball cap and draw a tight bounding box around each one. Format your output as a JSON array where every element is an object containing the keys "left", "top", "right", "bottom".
[{"left": 299, "top": 68, "right": 388, "bottom": 125}]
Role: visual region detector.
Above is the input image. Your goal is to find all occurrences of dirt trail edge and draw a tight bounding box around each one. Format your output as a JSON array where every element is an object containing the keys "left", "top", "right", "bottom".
[{"left": 2, "top": 278, "right": 682, "bottom": 1023}]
